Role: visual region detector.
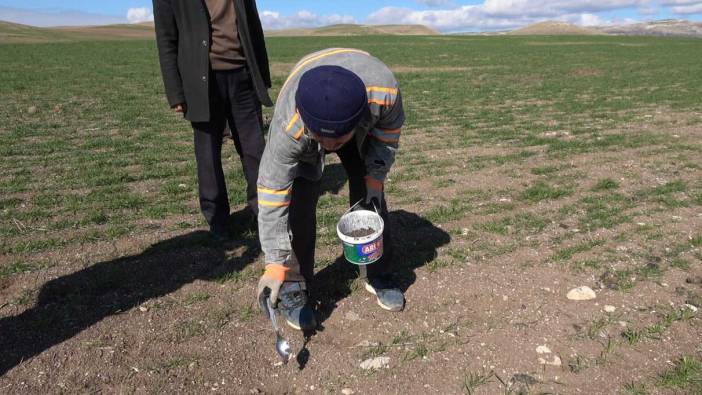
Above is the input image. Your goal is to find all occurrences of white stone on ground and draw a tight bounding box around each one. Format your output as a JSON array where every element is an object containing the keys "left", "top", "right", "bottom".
[
  {"left": 536, "top": 345, "right": 551, "bottom": 354},
  {"left": 360, "top": 356, "right": 390, "bottom": 370},
  {"left": 567, "top": 286, "right": 596, "bottom": 301},
  {"left": 538, "top": 356, "right": 562, "bottom": 366},
  {"left": 604, "top": 305, "right": 616, "bottom": 313}
]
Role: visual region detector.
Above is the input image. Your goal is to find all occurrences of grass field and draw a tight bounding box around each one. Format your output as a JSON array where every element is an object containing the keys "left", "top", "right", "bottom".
[{"left": 1, "top": 35, "right": 701, "bottom": 394}]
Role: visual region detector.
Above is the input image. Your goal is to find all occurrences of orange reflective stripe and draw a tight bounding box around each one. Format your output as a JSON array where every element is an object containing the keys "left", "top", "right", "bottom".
[
  {"left": 257, "top": 187, "right": 291, "bottom": 195},
  {"left": 379, "top": 128, "right": 401, "bottom": 135},
  {"left": 368, "top": 98, "right": 392, "bottom": 106},
  {"left": 292, "top": 125, "right": 305, "bottom": 140},
  {"left": 367, "top": 86, "right": 398, "bottom": 95},
  {"left": 259, "top": 200, "right": 291, "bottom": 208},
  {"left": 286, "top": 113, "right": 300, "bottom": 131}
]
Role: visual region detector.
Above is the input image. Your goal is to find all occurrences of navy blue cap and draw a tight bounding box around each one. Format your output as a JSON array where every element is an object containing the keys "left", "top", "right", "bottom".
[{"left": 295, "top": 65, "right": 367, "bottom": 138}]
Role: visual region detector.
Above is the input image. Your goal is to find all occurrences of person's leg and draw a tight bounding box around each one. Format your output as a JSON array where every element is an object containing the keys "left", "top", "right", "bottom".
[
  {"left": 191, "top": 73, "right": 229, "bottom": 234},
  {"left": 289, "top": 177, "right": 321, "bottom": 284},
  {"left": 224, "top": 67, "right": 265, "bottom": 216},
  {"left": 279, "top": 176, "right": 320, "bottom": 330}
]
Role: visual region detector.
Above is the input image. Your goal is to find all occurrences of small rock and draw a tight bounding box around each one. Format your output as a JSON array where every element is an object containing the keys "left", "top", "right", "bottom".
[
  {"left": 341, "top": 389, "right": 354, "bottom": 395},
  {"left": 27, "top": 106, "right": 37, "bottom": 114},
  {"left": 604, "top": 305, "right": 616, "bottom": 313},
  {"left": 345, "top": 311, "right": 360, "bottom": 321},
  {"left": 536, "top": 345, "right": 551, "bottom": 354},
  {"left": 684, "top": 304, "right": 698, "bottom": 313},
  {"left": 360, "top": 356, "right": 390, "bottom": 370},
  {"left": 547, "top": 356, "right": 562, "bottom": 366},
  {"left": 178, "top": 183, "right": 187, "bottom": 188},
  {"left": 567, "top": 286, "right": 596, "bottom": 301},
  {"left": 138, "top": 306, "right": 148, "bottom": 312},
  {"left": 619, "top": 321, "right": 627, "bottom": 327}
]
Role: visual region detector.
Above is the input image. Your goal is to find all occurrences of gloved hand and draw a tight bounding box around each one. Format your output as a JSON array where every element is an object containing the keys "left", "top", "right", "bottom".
[
  {"left": 257, "top": 263, "right": 289, "bottom": 310},
  {"left": 364, "top": 176, "right": 383, "bottom": 210}
]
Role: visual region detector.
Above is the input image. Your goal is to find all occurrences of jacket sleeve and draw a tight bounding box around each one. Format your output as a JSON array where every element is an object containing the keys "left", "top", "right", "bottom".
[
  {"left": 247, "top": 0, "right": 271, "bottom": 89},
  {"left": 365, "top": 90, "right": 405, "bottom": 182},
  {"left": 153, "top": 0, "right": 185, "bottom": 107},
  {"left": 257, "top": 126, "right": 302, "bottom": 265}
]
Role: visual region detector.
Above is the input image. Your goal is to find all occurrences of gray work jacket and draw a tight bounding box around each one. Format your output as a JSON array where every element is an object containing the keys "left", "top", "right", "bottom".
[{"left": 257, "top": 48, "right": 405, "bottom": 265}]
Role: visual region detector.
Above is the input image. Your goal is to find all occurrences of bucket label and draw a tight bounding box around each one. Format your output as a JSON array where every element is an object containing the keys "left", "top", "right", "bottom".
[
  {"left": 362, "top": 240, "right": 380, "bottom": 255},
  {"left": 342, "top": 236, "right": 383, "bottom": 265}
]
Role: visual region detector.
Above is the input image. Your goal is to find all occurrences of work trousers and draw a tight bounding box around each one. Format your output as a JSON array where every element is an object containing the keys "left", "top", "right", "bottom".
[
  {"left": 289, "top": 139, "right": 394, "bottom": 283},
  {"left": 191, "top": 67, "right": 264, "bottom": 228}
]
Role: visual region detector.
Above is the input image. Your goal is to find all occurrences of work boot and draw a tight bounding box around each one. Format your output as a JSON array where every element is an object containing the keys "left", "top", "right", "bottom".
[
  {"left": 278, "top": 282, "right": 316, "bottom": 331},
  {"left": 365, "top": 275, "right": 405, "bottom": 312}
]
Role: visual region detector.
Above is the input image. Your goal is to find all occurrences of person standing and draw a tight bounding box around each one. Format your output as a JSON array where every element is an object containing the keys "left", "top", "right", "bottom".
[
  {"left": 255, "top": 49, "right": 406, "bottom": 331},
  {"left": 153, "top": 0, "right": 272, "bottom": 240}
]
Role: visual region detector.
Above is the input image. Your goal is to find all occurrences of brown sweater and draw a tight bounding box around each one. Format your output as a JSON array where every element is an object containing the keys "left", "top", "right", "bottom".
[{"left": 204, "top": 0, "right": 246, "bottom": 70}]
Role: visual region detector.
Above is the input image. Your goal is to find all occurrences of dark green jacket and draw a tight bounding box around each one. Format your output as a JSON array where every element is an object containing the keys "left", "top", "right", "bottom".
[{"left": 153, "top": 0, "right": 273, "bottom": 122}]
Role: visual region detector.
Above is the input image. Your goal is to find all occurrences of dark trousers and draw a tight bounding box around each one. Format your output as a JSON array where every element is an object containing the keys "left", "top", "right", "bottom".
[
  {"left": 290, "top": 140, "right": 394, "bottom": 283},
  {"left": 191, "top": 68, "right": 264, "bottom": 228}
]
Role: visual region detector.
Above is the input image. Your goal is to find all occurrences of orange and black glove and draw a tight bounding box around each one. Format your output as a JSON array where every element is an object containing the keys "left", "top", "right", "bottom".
[
  {"left": 364, "top": 176, "right": 383, "bottom": 210},
  {"left": 257, "top": 264, "right": 289, "bottom": 309}
]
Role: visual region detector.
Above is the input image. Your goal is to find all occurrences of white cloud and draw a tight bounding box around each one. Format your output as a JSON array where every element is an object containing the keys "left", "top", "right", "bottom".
[
  {"left": 367, "top": 1, "right": 656, "bottom": 32},
  {"left": 260, "top": 10, "right": 355, "bottom": 30},
  {"left": 576, "top": 13, "right": 603, "bottom": 26},
  {"left": 671, "top": 3, "right": 702, "bottom": 13},
  {"left": 638, "top": 6, "right": 660, "bottom": 15},
  {"left": 659, "top": 0, "right": 702, "bottom": 14},
  {"left": 126, "top": 7, "right": 153, "bottom": 24},
  {"left": 660, "top": 0, "right": 700, "bottom": 5}
]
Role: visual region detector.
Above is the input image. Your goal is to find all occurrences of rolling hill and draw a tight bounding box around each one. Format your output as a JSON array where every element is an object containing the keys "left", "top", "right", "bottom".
[
  {"left": 0, "top": 20, "right": 68, "bottom": 43},
  {"left": 508, "top": 21, "right": 606, "bottom": 36},
  {"left": 594, "top": 19, "right": 702, "bottom": 37},
  {"left": 54, "top": 22, "right": 155, "bottom": 39},
  {"left": 265, "top": 24, "right": 439, "bottom": 37}
]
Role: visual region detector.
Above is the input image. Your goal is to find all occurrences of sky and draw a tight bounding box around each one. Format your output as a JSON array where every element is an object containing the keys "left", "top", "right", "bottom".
[{"left": 0, "top": 0, "right": 701, "bottom": 32}]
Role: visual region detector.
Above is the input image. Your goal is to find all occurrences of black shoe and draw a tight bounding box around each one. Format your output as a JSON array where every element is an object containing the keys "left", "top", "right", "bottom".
[
  {"left": 278, "top": 282, "right": 316, "bottom": 331},
  {"left": 365, "top": 275, "right": 405, "bottom": 312},
  {"left": 209, "top": 222, "right": 228, "bottom": 242}
]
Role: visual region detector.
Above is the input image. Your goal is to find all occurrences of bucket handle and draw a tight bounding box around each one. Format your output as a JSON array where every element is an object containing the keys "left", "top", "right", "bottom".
[{"left": 346, "top": 199, "right": 380, "bottom": 215}]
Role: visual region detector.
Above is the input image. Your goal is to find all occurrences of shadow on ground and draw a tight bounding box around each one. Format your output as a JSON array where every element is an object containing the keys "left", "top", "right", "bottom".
[
  {"left": 311, "top": 210, "right": 451, "bottom": 326},
  {"left": 319, "top": 163, "right": 348, "bottom": 196},
  {"left": 0, "top": 209, "right": 260, "bottom": 376}
]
